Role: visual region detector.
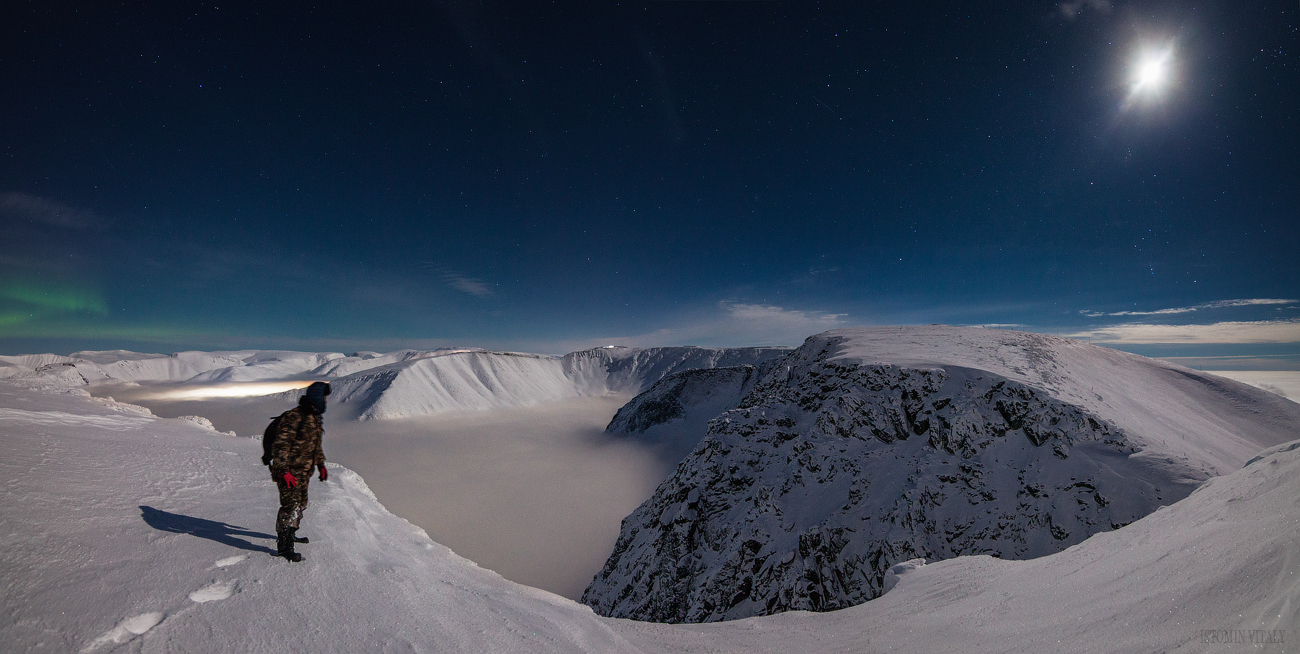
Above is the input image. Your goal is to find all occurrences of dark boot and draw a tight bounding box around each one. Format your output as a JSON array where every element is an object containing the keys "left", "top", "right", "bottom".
[
  {"left": 276, "top": 529, "right": 304, "bottom": 562},
  {"left": 294, "top": 535, "right": 309, "bottom": 544}
]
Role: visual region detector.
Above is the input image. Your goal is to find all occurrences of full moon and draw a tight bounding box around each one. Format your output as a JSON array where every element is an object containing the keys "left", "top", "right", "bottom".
[
  {"left": 1137, "top": 58, "right": 1166, "bottom": 87},
  {"left": 1131, "top": 46, "right": 1174, "bottom": 96}
]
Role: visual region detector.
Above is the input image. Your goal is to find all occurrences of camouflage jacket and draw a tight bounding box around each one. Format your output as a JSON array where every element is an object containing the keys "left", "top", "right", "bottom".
[{"left": 268, "top": 398, "right": 325, "bottom": 476}]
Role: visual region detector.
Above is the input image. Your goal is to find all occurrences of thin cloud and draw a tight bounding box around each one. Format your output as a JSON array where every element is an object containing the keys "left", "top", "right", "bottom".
[
  {"left": 443, "top": 272, "right": 494, "bottom": 297},
  {"left": 722, "top": 302, "right": 847, "bottom": 327},
  {"left": 1066, "top": 320, "right": 1300, "bottom": 345},
  {"left": 419, "top": 264, "right": 495, "bottom": 298},
  {"left": 1058, "top": 0, "right": 1111, "bottom": 19},
  {"left": 1079, "top": 298, "right": 1297, "bottom": 318},
  {"left": 0, "top": 192, "right": 103, "bottom": 229},
  {"left": 545, "top": 302, "right": 850, "bottom": 351}
]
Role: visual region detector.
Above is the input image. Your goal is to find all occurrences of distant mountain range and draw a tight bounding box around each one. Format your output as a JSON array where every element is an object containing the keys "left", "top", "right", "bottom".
[{"left": 0, "top": 344, "right": 790, "bottom": 420}]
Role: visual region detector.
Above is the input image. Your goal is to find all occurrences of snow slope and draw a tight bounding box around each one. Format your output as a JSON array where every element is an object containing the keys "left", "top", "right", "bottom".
[
  {"left": 586, "top": 326, "right": 1300, "bottom": 622},
  {"left": 325, "top": 351, "right": 588, "bottom": 420},
  {"left": 0, "top": 377, "right": 636, "bottom": 653}
]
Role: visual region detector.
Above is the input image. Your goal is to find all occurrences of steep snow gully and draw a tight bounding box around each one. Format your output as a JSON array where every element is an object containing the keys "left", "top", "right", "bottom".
[{"left": 2, "top": 326, "right": 1299, "bottom": 652}]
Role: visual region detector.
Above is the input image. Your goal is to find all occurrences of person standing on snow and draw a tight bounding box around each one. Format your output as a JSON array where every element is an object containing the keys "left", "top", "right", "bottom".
[{"left": 264, "top": 381, "right": 330, "bottom": 562}]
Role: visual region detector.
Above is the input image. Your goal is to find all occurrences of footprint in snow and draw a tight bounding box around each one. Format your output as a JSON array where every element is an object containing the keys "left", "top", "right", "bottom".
[
  {"left": 189, "top": 580, "right": 237, "bottom": 603},
  {"left": 81, "top": 612, "right": 164, "bottom": 652},
  {"left": 214, "top": 554, "right": 247, "bottom": 568}
]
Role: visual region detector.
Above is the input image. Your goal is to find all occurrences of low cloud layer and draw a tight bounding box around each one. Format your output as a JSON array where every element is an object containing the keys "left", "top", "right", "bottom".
[
  {"left": 591, "top": 302, "right": 849, "bottom": 350},
  {"left": 1067, "top": 320, "right": 1300, "bottom": 345},
  {"left": 1080, "top": 298, "right": 1297, "bottom": 318}
]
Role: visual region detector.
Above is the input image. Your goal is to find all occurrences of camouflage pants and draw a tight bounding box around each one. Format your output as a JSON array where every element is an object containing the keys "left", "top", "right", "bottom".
[{"left": 275, "top": 472, "right": 311, "bottom": 533}]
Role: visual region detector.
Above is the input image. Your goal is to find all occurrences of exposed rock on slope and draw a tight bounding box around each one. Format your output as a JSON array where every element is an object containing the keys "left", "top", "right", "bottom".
[
  {"left": 583, "top": 326, "right": 1300, "bottom": 623},
  {"left": 562, "top": 346, "right": 790, "bottom": 396},
  {"left": 607, "top": 366, "right": 769, "bottom": 435},
  {"left": 605, "top": 360, "right": 785, "bottom": 462}
]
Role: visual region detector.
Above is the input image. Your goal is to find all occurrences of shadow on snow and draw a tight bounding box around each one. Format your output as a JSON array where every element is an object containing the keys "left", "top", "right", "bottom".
[{"left": 140, "top": 505, "right": 276, "bottom": 554}]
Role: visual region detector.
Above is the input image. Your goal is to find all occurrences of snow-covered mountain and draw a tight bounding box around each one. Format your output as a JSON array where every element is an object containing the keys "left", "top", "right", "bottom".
[
  {"left": 6, "top": 344, "right": 791, "bottom": 420},
  {"left": 583, "top": 326, "right": 1300, "bottom": 623},
  {"left": 324, "top": 350, "right": 586, "bottom": 419},
  {"left": 3, "top": 348, "right": 1298, "bottom": 652},
  {"left": 322, "top": 346, "right": 789, "bottom": 420}
]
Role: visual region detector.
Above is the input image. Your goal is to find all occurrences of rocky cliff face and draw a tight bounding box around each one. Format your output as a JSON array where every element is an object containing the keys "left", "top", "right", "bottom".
[
  {"left": 582, "top": 337, "right": 1185, "bottom": 623},
  {"left": 604, "top": 360, "right": 788, "bottom": 463},
  {"left": 562, "top": 346, "right": 790, "bottom": 396}
]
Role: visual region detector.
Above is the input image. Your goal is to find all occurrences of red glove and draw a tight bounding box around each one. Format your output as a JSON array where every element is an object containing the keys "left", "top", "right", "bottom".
[
  {"left": 318, "top": 465, "right": 329, "bottom": 482},
  {"left": 282, "top": 471, "right": 299, "bottom": 488}
]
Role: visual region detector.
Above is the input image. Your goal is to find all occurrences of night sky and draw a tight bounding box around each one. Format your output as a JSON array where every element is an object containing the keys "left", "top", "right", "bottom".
[{"left": 2, "top": 1, "right": 1297, "bottom": 361}]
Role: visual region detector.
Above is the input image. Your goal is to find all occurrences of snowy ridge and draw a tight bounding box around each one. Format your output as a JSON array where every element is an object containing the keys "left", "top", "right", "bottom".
[
  {"left": 0, "top": 353, "right": 86, "bottom": 379},
  {"left": 0, "top": 379, "right": 636, "bottom": 653},
  {"left": 583, "top": 326, "right": 1300, "bottom": 623},
  {"left": 0, "top": 352, "right": 83, "bottom": 369},
  {"left": 184, "top": 351, "right": 347, "bottom": 383},
  {"left": 816, "top": 326, "right": 1300, "bottom": 476},
  {"left": 87, "top": 352, "right": 245, "bottom": 383},
  {"left": 306, "top": 348, "right": 473, "bottom": 378},
  {"left": 322, "top": 347, "right": 790, "bottom": 420},
  {"left": 327, "top": 351, "right": 583, "bottom": 420}
]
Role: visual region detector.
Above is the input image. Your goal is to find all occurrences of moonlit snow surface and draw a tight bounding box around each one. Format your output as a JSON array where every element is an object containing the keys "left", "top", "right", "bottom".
[{"left": 0, "top": 379, "right": 638, "bottom": 653}]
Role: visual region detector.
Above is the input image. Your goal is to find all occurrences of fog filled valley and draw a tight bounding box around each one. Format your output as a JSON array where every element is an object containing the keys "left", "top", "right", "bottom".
[
  {"left": 4, "top": 326, "right": 1300, "bottom": 652},
  {"left": 102, "top": 386, "right": 663, "bottom": 599}
]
